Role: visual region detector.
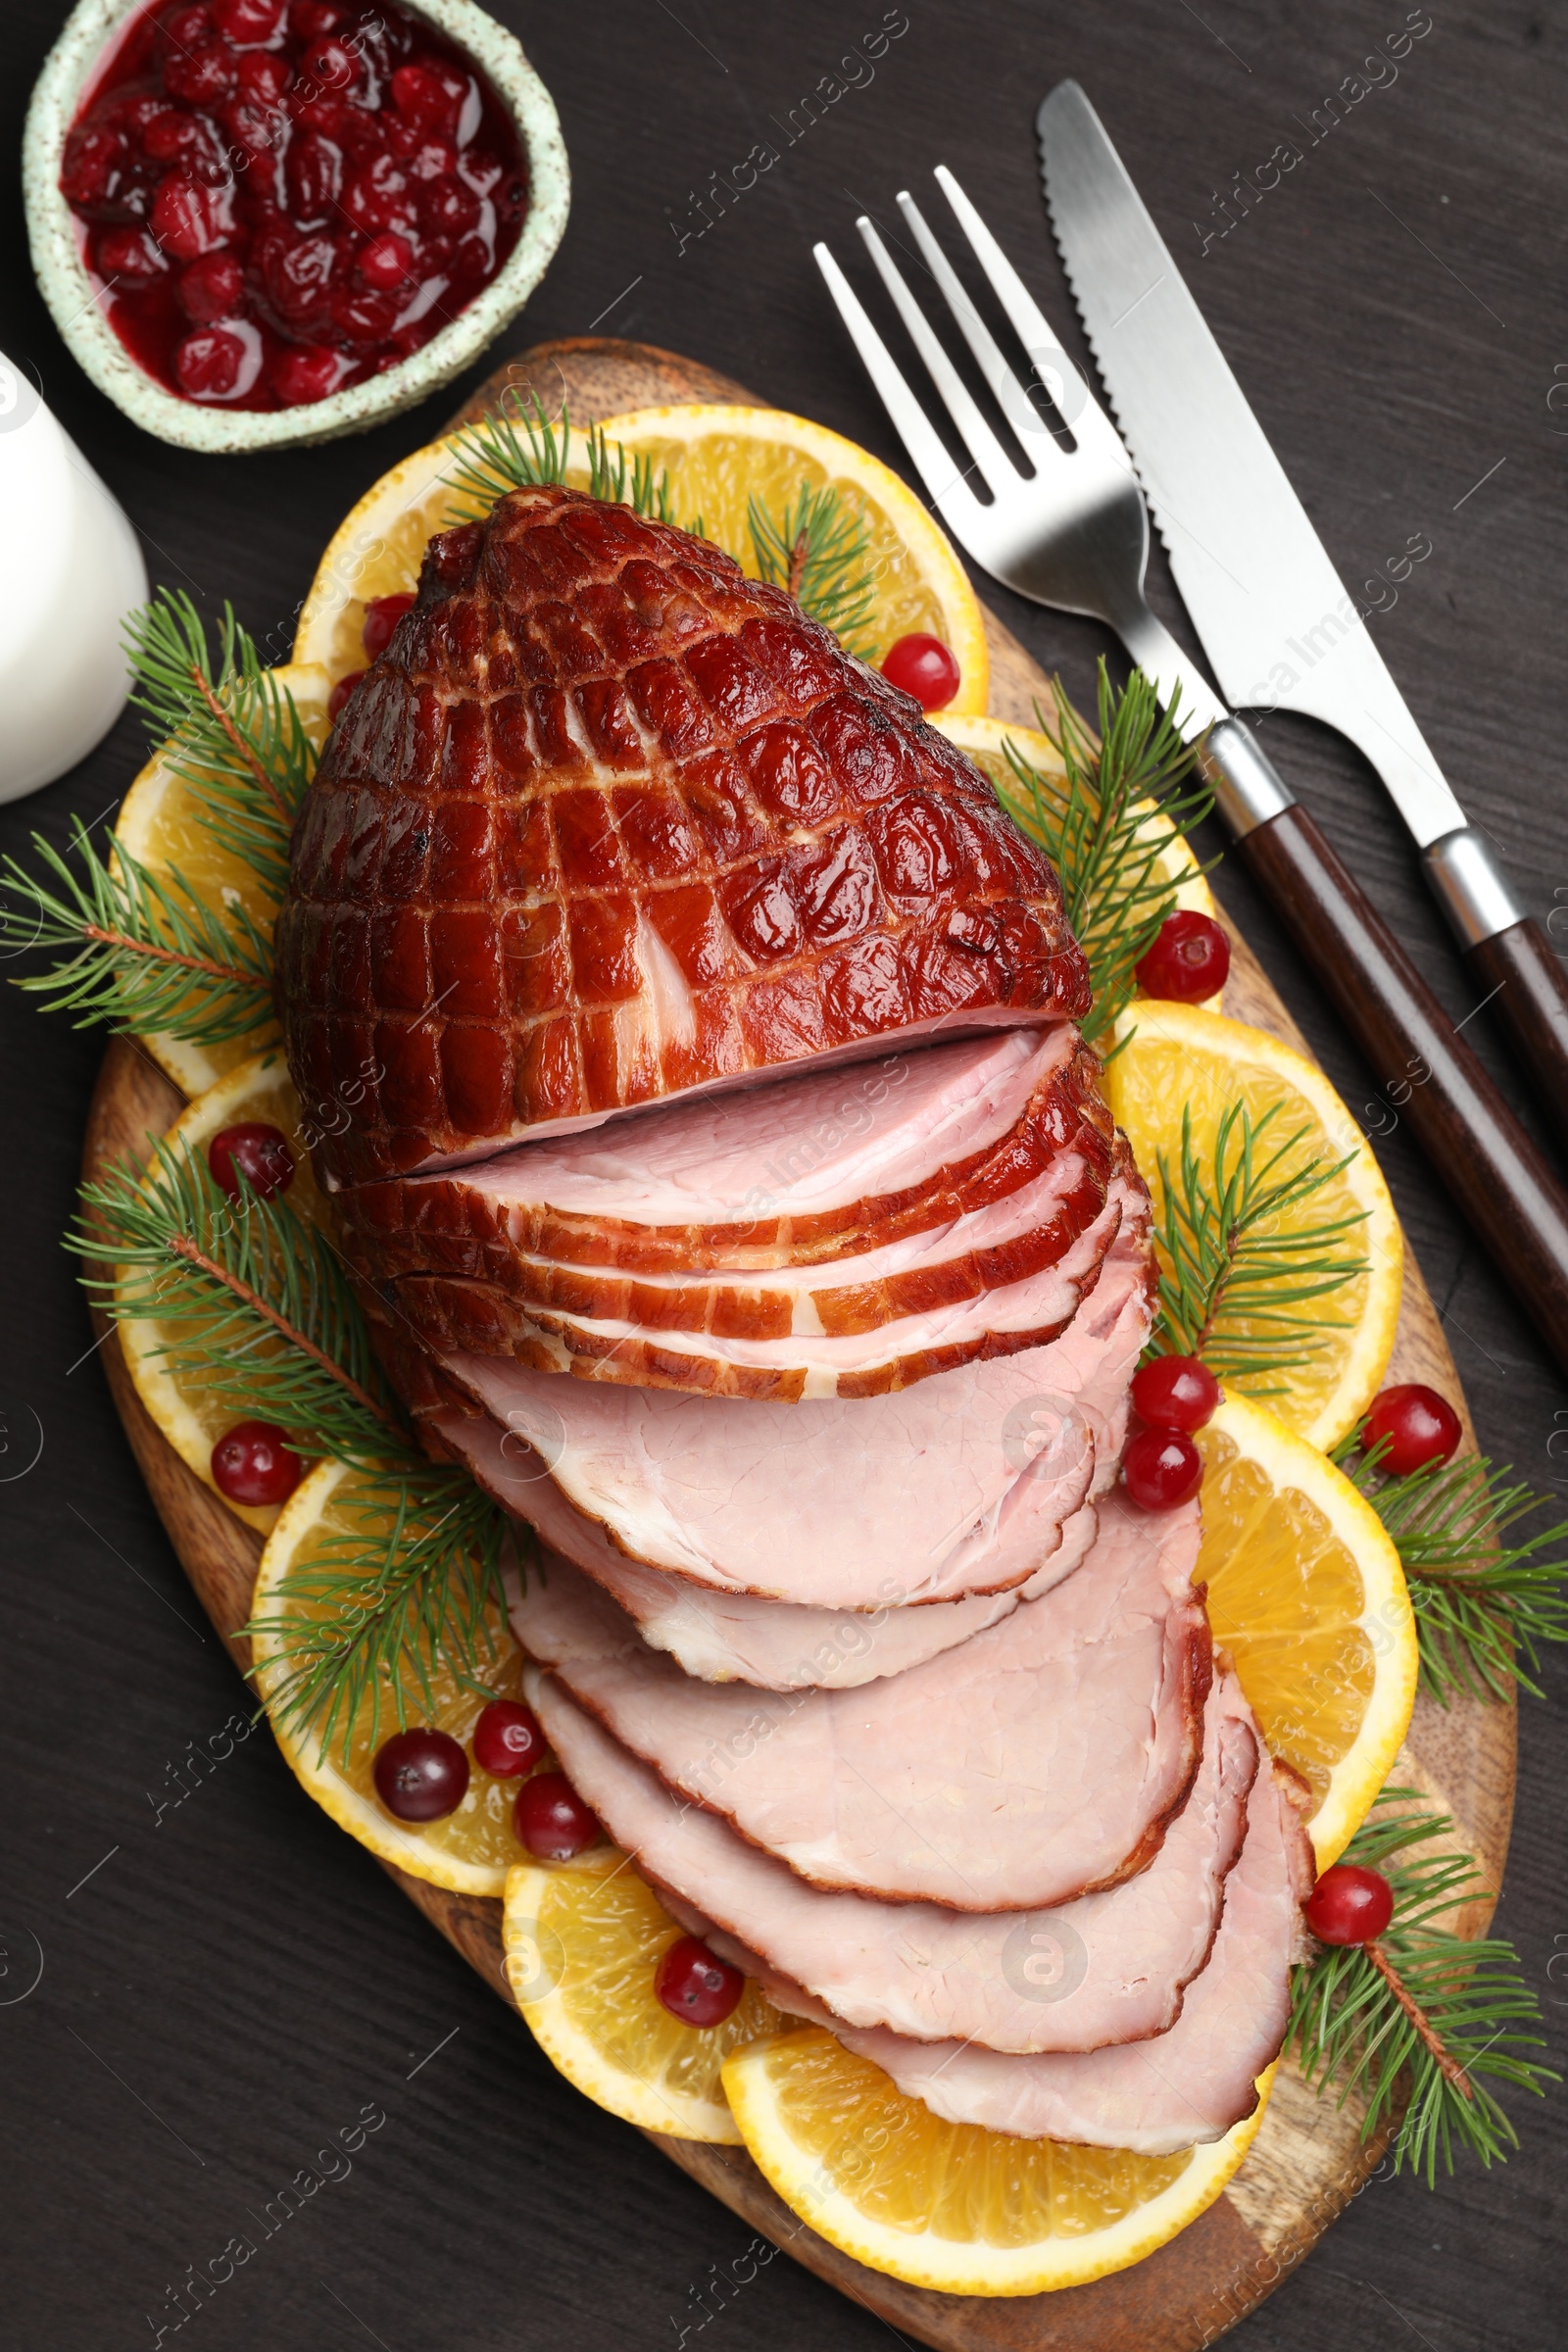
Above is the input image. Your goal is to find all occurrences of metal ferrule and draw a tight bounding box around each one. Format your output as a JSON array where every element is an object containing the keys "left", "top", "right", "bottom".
[
  {"left": 1422, "top": 827, "right": 1526, "bottom": 949},
  {"left": 1198, "top": 716, "right": 1296, "bottom": 839}
]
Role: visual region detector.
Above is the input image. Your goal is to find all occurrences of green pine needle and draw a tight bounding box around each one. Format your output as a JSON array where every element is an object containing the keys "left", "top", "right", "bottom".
[
  {"left": 124, "top": 589, "right": 317, "bottom": 903},
  {"left": 243, "top": 1466, "right": 511, "bottom": 1765},
  {"left": 1335, "top": 1440, "right": 1568, "bottom": 1703},
  {"left": 748, "top": 480, "right": 878, "bottom": 654},
  {"left": 0, "top": 824, "right": 274, "bottom": 1048},
  {"left": 444, "top": 392, "right": 676, "bottom": 523},
  {"left": 1288, "top": 1788, "right": 1554, "bottom": 2182},
  {"left": 1150, "top": 1098, "right": 1369, "bottom": 1382},
  {"left": 993, "top": 662, "right": 1214, "bottom": 1044},
  {"left": 72, "top": 1134, "right": 399, "bottom": 1468}
]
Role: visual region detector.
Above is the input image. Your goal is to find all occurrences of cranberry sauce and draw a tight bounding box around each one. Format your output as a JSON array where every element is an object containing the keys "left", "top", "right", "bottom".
[{"left": 60, "top": 0, "right": 527, "bottom": 411}]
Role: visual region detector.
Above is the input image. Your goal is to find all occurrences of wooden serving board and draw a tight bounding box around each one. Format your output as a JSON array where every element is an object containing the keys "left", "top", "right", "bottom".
[{"left": 82, "top": 338, "right": 1516, "bottom": 2352}]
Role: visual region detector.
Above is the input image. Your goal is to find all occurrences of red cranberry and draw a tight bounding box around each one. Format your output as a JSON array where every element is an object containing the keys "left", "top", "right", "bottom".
[
  {"left": 372, "top": 1727, "right": 469, "bottom": 1822},
  {"left": 1130, "top": 1354, "right": 1220, "bottom": 1434},
  {"left": 178, "top": 251, "right": 246, "bottom": 319},
  {"left": 303, "top": 34, "right": 358, "bottom": 91},
  {"left": 471, "top": 1699, "right": 545, "bottom": 1778},
  {"left": 235, "top": 50, "right": 291, "bottom": 103},
  {"left": 211, "top": 1419, "right": 303, "bottom": 1505},
  {"left": 1123, "top": 1425, "right": 1203, "bottom": 1511},
  {"left": 421, "top": 178, "right": 478, "bottom": 238},
  {"left": 654, "top": 1936, "right": 745, "bottom": 2028},
  {"left": 214, "top": 0, "right": 286, "bottom": 42},
  {"left": 174, "top": 325, "right": 248, "bottom": 397},
  {"left": 151, "top": 173, "right": 232, "bottom": 261},
  {"left": 272, "top": 343, "right": 344, "bottom": 404},
  {"left": 143, "top": 108, "right": 201, "bottom": 163},
  {"left": 879, "top": 632, "right": 961, "bottom": 710},
  {"left": 98, "top": 226, "right": 169, "bottom": 283},
  {"left": 362, "top": 592, "right": 416, "bottom": 657},
  {"left": 345, "top": 153, "right": 416, "bottom": 233},
  {"left": 1135, "top": 909, "right": 1231, "bottom": 1003},
  {"left": 514, "top": 1771, "right": 599, "bottom": 1860},
  {"left": 356, "top": 230, "right": 414, "bottom": 287},
  {"left": 1361, "top": 1384, "right": 1462, "bottom": 1477},
  {"left": 331, "top": 285, "right": 397, "bottom": 341},
  {"left": 290, "top": 0, "right": 343, "bottom": 34},
  {"left": 328, "top": 668, "right": 366, "bottom": 719},
  {"left": 1303, "top": 1862, "right": 1395, "bottom": 1946},
  {"left": 165, "top": 43, "right": 238, "bottom": 108},
  {"left": 391, "top": 59, "right": 464, "bottom": 136},
  {"left": 401, "top": 133, "right": 457, "bottom": 181},
  {"left": 61, "top": 124, "right": 127, "bottom": 209},
  {"left": 163, "top": 4, "right": 214, "bottom": 44},
  {"left": 208, "top": 1120, "right": 295, "bottom": 1200},
  {"left": 285, "top": 129, "right": 344, "bottom": 221}
]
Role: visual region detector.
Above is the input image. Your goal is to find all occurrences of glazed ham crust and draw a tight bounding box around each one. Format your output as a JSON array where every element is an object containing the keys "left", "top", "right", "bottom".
[{"left": 275, "top": 485, "right": 1090, "bottom": 1187}]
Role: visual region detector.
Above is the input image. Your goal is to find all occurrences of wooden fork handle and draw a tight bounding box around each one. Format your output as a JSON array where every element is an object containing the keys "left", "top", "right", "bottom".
[
  {"left": 1461, "top": 916, "right": 1568, "bottom": 1161},
  {"left": 1234, "top": 804, "right": 1568, "bottom": 1374}
]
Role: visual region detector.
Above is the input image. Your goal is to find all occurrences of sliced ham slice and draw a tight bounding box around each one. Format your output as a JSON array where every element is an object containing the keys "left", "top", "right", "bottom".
[
  {"left": 437, "top": 1205, "right": 1152, "bottom": 1607},
  {"left": 457, "top": 1409, "right": 1101, "bottom": 1685},
  {"left": 377, "top": 1101, "right": 1113, "bottom": 1350},
  {"left": 338, "top": 1025, "right": 1106, "bottom": 1281},
  {"left": 809, "top": 1757, "right": 1315, "bottom": 2151},
  {"left": 513, "top": 1491, "right": 1210, "bottom": 1909},
  {"left": 396, "top": 1171, "right": 1128, "bottom": 1400},
  {"left": 530, "top": 1667, "right": 1257, "bottom": 2053}
]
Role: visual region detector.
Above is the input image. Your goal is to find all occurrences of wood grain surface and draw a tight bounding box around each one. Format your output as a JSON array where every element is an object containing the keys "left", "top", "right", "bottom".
[
  {"left": 7, "top": 12, "right": 1564, "bottom": 2350},
  {"left": 73, "top": 335, "right": 1515, "bottom": 2352}
]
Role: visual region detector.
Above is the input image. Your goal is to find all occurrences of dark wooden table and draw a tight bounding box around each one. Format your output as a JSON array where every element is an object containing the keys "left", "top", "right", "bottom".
[{"left": 3, "top": 4, "right": 1565, "bottom": 2345}]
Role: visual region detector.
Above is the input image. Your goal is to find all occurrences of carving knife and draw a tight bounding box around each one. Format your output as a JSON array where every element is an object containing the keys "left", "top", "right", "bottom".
[{"left": 1037, "top": 79, "right": 1568, "bottom": 1159}]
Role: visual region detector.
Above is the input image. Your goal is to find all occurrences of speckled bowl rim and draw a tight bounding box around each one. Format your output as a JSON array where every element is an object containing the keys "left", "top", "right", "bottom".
[{"left": 23, "top": 0, "right": 570, "bottom": 452}]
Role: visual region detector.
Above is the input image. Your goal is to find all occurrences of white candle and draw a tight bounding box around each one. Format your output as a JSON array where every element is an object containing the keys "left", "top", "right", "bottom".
[{"left": 0, "top": 353, "right": 147, "bottom": 805}]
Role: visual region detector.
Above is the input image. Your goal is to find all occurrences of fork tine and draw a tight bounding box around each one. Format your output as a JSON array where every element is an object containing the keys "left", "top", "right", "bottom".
[
  {"left": 853, "top": 215, "right": 1021, "bottom": 500},
  {"left": 812, "top": 242, "right": 987, "bottom": 527},
  {"left": 895, "top": 189, "right": 1059, "bottom": 466},
  {"left": 933, "top": 164, "right": 1124, "bottom": 464}
]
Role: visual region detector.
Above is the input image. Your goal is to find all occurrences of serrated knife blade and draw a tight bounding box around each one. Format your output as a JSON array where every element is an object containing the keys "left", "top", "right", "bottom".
[{"left": 1037, "top": 77, "right": 1472, "bottom": 850}]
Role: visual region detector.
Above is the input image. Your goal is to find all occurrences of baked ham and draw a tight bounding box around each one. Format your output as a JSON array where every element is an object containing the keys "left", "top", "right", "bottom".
[
  {"left": 274, "top": 471, "right": 1310, "bottom": 2154},
  {"left": 274, "top": 486, "right": 1089, "bottom": 1188},
  {"left": 512, "top": 1492, "right": 1210, "bottom": 1909},
  {"left": 432, "top": 1203, "right": 1152, "bottom": 1607},
  {"left": 528, "top": 1666, "right": 1257, "bottom": 2054}
]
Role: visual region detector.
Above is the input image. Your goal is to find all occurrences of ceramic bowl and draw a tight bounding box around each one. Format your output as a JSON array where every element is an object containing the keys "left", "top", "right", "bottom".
[{"left": 23, "top": 0, "right": 570, "bottom": 453}]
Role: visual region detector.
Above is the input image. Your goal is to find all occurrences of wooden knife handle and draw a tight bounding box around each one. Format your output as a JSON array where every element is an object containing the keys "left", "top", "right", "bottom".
[
  {"left": 1463, "top": 916, "right": 1568, "bottom": 1160},
  {"left": 1235, "top": 805, "right": 1568, "bottom": 1374}
]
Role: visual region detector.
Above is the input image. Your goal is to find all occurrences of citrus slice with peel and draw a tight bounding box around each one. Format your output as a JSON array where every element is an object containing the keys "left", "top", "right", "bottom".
[
  {"left": 1195, "top": 1390, "right": 1417, "bottom": 1868},
  {"left": 721, "top": 2027, "right": 1274, "bottom": 2296},
  {"left": 1102, "top": 1002, "right": 1401, "bottom": 1447},
  {"left": 252, "top": 1458, "right": 528, "bottom": 1896},
  {"left": 114, "top": 662, "right": 330, "bottom": 1095},
  {"left": 935, "top": 711, "right": 1222, "bottom": 1009},
  {"left": 503, "top": 1847, "right": 782, "bottom": 2142},
  {"left": 117, "top": 1050, "right": 324, "bottom": 1534},
  {"left": 292, "top": 403, "right": 988, "bottom": 712}
]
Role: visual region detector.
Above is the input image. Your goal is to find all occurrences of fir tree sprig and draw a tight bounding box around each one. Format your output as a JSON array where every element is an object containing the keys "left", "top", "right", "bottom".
[
  {"left": 124, "top": 590, "right": 318, "bottom": 903},
  {"left": 72, "top": 1135, "right": 400, "bottom": 1466},
  {"left": 1334, "top": 1440, "right": 1568, "bottom": 1704},
  {"left": 1288, "top": 1789, "right": 1554, "bottom": 2182},
  {"left": 245, "top": 1465, "right": 510, "bottom": 1764},
  {"left": 749, "top": 480, "right": 878, "bottom": 654},
  {"left": 444, "top": 392, "right": 676, "bottom": 524},
  {"left": 0, "top": 827, "right": 275, "bottom": 1047},
  {"left": 1149, "top": 1098, "right": 1370, "bottom": 1381},
  {"left": 73, "top": 1131, "right": 514, "bottom": 1761},
  {"left": 993, "top": 662, "right": 1214, "bottom": 1044}
]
